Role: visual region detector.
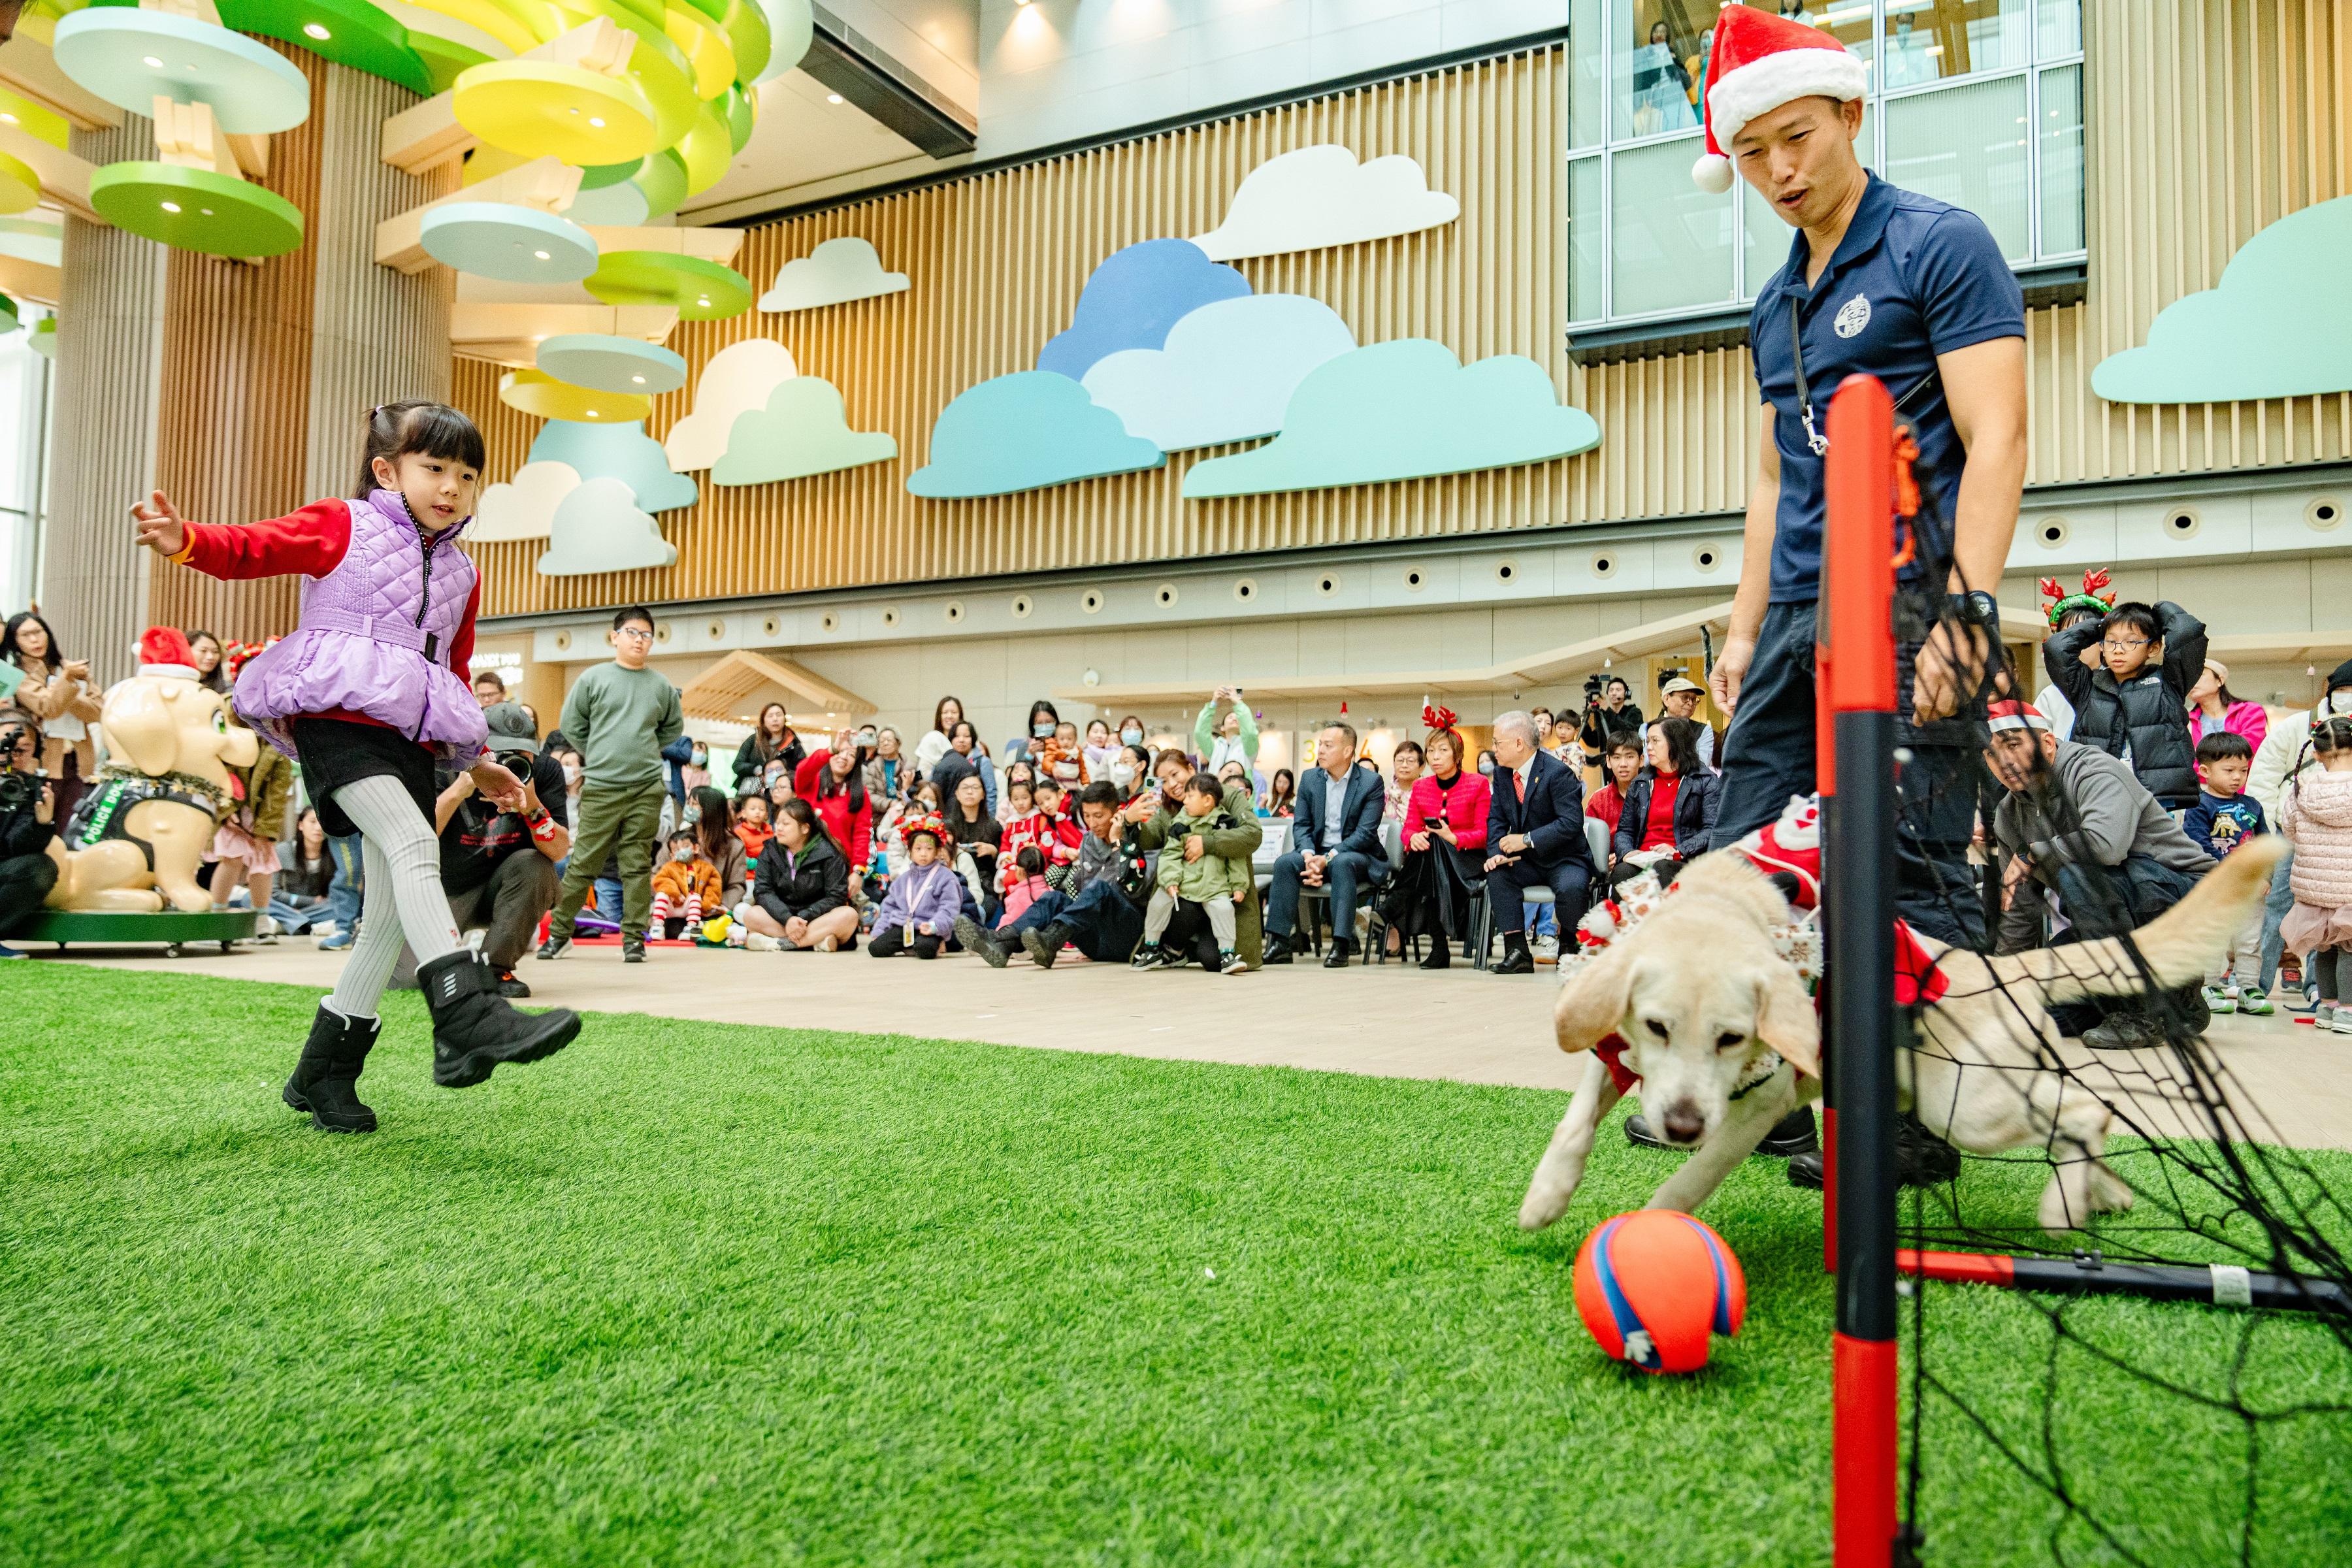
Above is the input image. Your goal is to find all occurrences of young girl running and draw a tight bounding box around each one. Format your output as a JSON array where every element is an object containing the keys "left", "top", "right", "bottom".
[
  {"left": 134, "top": 400, "right": 580, "bottom": 1132},
  {"left": 2280, "top": 715, "right": 2352, "bottom": 1034}
]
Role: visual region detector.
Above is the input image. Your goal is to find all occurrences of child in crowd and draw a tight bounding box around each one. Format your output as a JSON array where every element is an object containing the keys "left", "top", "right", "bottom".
[
  {"left": 1081, "top": 718, "right": 1120, "bottom": 783},
  {"left": 998, "top": 776, "right": 1080, "bottom": 892},
  {"left": 1584, "top": 738, "right": 1644, "bottom": 843},
  {"left": 204, "top": 703, "right": 294, "bottom": 941},
  {"left": 2185, "top": 730, "right": 2272, "bottom": 1015},
  {"left": 1132, "top": 772, "right": 1250, "bottom": 975},
  {"left": 868, "top": 815, "right": 961, "bottom": 958},
  {"left": 1001, "top": 844, "right": 1053, "bottom": 924},
  {"left": 733, "top": 793, "right": 774, "bottom": 861},
  {"left": 651, "top": 828, "right": 722, "bottom": 939},
  {"left": 1036, "top": 720, "right": 1089, "bottom": 789},
  {"left": 2043, "top": 597, "right": 2208, "bottom": 811},
  {"left": 133, "top": 400, "right": 578, "bottom": 1134},
  {"left": 2282, "top": 716, "right": 2352, "bottom": 1032}
]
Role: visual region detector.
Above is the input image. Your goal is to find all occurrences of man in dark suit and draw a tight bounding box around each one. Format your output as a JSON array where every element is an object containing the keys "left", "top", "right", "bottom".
[
  {"left": 1264, "top": 721, "right": 1388, "bottom": 968},
  {"left": 1484, "top": 708, "right": 1594, "bottom": 975}
]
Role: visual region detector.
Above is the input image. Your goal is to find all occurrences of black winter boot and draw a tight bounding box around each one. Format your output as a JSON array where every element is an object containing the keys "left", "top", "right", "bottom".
[
  {"left": 419, "top": 950, "right": 582, "bottom": 1088},
  {"left": 283, "top": 1005, "right": 382, "bottom": 1133},
  {"left": 1021, "top": 923, "right": 1071, "bottom": 970}
]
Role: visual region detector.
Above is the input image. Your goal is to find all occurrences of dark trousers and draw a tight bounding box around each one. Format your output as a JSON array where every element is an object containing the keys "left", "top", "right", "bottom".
[
  {"left": 1485, "top": 855, "right": 1590, "bottom": 937},
  {"left": 2045, "top": 856, "right": 2203, "bottom": 1036},
  {"left": 1005, "top": 878, "right": 1143, "bottom": 961},
  {"left": 1710, "top": 598, "right": 1983, "bottom": 948},
  {"left": 392, "top": 852, "right": 562, "bottom": 985},
  {"left": 1608, "top": 857, "right": 1685, "bottom": 890},
  {"left": 868, "top": 925, "right": 942, "bottom": 959},
  {"left": 0, "top": 852, "right": 56, "bottom": 934},
  {"left": 1266, "top": 847, "right": 1384, "bottom": 942}
]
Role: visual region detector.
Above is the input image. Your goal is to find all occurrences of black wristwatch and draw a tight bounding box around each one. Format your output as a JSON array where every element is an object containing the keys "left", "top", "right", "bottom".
[{"left": 1949, "top": 590, "right": 2001, "bottom": 629}]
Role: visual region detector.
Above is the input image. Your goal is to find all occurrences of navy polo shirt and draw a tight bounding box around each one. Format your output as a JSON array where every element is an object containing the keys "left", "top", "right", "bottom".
[{"left": 1750, "top": 173, "right": 2025, "bottom": 603}]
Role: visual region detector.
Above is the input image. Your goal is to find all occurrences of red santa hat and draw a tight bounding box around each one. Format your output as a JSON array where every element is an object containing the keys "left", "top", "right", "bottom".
[
  {"left": 1690, "top": 4, "right": 1870, "bottom": 193},
  {"left": 135, "top": 625, "right": 199, "bottom": 680},
  {"left": 1986, "top": 700, "right": 2053, "bottom": 735}
]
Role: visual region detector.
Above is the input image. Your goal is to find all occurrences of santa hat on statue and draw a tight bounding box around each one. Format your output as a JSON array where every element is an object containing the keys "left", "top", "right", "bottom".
[
  {"left": 134, "top": 626, "right": 200, "bottom": 680},
  {"left": 1690, "top": 3, "right": 1870, "bottom": 193},
  {"left": 1985, "top": 700, "right": 2053, "bottom": 735}
]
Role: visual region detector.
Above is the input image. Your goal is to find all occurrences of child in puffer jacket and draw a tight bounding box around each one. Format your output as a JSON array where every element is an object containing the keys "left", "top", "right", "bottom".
[
  {"left": 997, "top": 777, "right": 1080, "bottom": 893},
  {"left": 1001, "top": 845, "right": 1054, "bottom": 924},
  {"left": 651, "top": 830, "right": 723, "bottom": 939},
  {"left": 2281, "top": 715, "right": 2352, "bottom": 1032},
  {"left": 1132, "top": 772, "right": 1252, "bottom": 975},
  {"left": 869, "top": 817, "right": 962, "bottom": 958}
]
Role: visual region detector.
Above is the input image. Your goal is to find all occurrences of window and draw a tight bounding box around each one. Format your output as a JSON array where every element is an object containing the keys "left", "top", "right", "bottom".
[
  {"left": 0, "top": 302, "right": 50, "bottom": 618},
  {"left": 1567, "top": 0, "right": 2085, "bottom": 332}
]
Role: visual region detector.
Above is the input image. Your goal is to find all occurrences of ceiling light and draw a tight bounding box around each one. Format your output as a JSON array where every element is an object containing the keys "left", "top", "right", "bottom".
[
  {"left": 533, "top": 250, "right": 551, "bottom": 259},
  {"left": 589, "top": 116, "right": 606, "bottom": 128},
  {"left": 696, "top": 297, "right": 710, "bottom": 306},
  {"left": 826, "top": 93, "right": 842, "bottom": 104},
  {"left": 0, "top": 114, "right": 15, "bottom": 125},
  {"left": 142, "top": 55, "right": 163, "bottom": 67},
  {"left": 585, "top": 408, "right": 598, "bottom": 417},
  {"left": 160, "top": 201, "right": 181, "bottom": 212},
  {"left": 302, "top": 22, "right": 331, "bottom": 40},
  {"left": 200, "top": 207, "right": 213, "bottom": 216},
  {"left": 631, "top": 375, "right": 645, "bottom": 384}
]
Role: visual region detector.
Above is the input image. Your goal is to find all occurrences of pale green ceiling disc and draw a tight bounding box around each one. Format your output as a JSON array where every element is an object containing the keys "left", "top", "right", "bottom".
[
  {"left": 420, "top": 202, "right": 598, "bottom": 282},
  {"left": 536, "top": 333, "right": 689, "bottom": 394},
  {"left": 53, "top": 8, "right": 312, "bottom": 135}
]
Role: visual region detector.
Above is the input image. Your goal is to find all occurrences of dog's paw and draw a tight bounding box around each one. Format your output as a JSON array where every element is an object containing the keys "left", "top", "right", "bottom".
[
  {"left": 1518, "top": 1179, "right": 1576, "bottom": 1232},
  {"left": 2089, "top": 1162, "right": 2136, "bottom": 1215}
]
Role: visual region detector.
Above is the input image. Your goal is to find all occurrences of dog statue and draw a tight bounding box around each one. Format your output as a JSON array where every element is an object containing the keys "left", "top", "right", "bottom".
[{"left": 45, "top": 628, "right": 257, "bottom": 913}]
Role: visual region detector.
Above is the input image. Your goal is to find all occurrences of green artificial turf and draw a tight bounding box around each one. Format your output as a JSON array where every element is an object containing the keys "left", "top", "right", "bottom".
[{"left": 3, "top": 966, "right": 2349, "bottom": 1567}]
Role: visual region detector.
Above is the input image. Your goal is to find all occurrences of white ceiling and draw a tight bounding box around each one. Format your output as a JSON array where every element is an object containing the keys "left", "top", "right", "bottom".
[{"left": 681, "top": 68, "right": 928, "bottom": 219}]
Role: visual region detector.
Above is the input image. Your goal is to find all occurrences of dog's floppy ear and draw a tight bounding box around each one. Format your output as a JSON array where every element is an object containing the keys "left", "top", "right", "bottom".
[
  {"left": 1755, "top": 964, "right": 1820, "bottom": 1078},
  {"left": 1555, "top": 947, "right": 1635, "bottom": 1056},
  {"left": 100, "top": 680, "right": 178, "bottom": 777}
]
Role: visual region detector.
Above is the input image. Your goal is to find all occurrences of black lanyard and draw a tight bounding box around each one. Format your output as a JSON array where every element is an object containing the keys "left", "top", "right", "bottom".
[{"left": 1788, "top": 291, "right": 1936, "bottom": 456}]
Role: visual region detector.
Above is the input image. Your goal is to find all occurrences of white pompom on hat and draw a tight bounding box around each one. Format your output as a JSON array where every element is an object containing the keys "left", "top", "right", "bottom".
[
  {"left": 134, "top": 625, "right": 199, "bottom": 681},
  {"left": 1691, "top": 3, "right": 1870, "bottom": 193}
]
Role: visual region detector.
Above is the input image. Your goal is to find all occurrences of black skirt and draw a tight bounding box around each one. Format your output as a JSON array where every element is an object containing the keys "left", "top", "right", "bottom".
[{"left": 290, "top": 717, "right": 438, "bottom": 838}]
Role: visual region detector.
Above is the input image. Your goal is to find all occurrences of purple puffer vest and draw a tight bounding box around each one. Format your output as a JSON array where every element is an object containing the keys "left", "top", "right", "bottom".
[{"left": 234, "top": 489, "right": 489, "bottom": 764}]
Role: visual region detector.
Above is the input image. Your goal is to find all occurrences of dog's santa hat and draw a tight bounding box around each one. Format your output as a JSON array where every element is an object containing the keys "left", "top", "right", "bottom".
[
  {"left": 134, "top": 625, "right": 199, "bottom": 681},
  {"left": 1690, "top": 3, "right": 1870, "bottom": 193},
  {"left": 1985, "top": 699, "right": 2053, "bottom": 734}
]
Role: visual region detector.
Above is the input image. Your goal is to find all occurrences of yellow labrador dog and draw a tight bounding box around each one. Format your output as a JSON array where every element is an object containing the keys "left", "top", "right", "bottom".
[{"left": 1518, "top": 839, "right": 2284, "bottom": 1236}]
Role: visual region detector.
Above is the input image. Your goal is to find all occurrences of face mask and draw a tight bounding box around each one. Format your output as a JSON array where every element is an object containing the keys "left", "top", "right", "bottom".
[
  {"left": 690, "top": 747, "right": 707, "bottom": 767},
  {"left": 1478, "top": 760, "right": 1495, "bottom": 775},
  {"left": 682, "top": 804, "right": 701, "bottom": 825},
  {"left": 1033, "top": 722, "right": 1054, "bottom": 739},
  {"left": 1120, "top": 728, "right": 1141, "bottom": 745},
  {"left": 561, "top": 763, "right": 581, "bottom": 786},
  {"left": 1110, "top": 762, "right": 1135, "bottom": 787}
]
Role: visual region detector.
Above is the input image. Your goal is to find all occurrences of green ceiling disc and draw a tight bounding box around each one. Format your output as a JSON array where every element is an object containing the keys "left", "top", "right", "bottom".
[
  {"left": 720, "top": 78, "right": 753, "bottom": 152},
  {"left": 536, "top": 331, "right": 687, "bottom": 393},
  {"left": 419, "top": 201, "right": 598, "bottom": 282},
  {"left": 218, "top": 0, "right": 433, "bottom": 96},
  {"left": 90, "top": 161, "right": 304, "bottom": 256},
  {"left": 718, "top": 0, "right": 768, "bottom": 84},
  {"left": 585, "top": 249, "right": 750, "bottom": 319},
  {"left": 673, "top": 0, "right": 725, "bottom": 24},
  {"left": 0, "top": 294, "right": 18, "bottom": 335},
  {"left": 29, "top": 317, "right": 53, "bottom": 359},
  {"left": 53, "top": 8, "right": 312, "bottom": 134},
  {"left": 579, "top": 156, "right": 641, "bottom": 189},
  {"left": 676, "top": 95, "right": 729, "bottom": 194},
  {"left": 409, "top": 31, "right": 493, "bottom": 95},
  {"left": 0, "top": 152, "right": 38, "bottom": 216},
  {"left": 632, "top": 146, "right": 685, "bottom": 220}
]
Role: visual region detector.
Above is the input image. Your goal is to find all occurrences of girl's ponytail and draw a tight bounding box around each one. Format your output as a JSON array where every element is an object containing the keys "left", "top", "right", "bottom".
[{"left": 356, "top": 399, "right": 488, "bottom": 496}]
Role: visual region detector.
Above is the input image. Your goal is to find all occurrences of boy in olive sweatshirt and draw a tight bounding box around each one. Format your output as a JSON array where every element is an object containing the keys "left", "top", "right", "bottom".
[{"left": 541, "top": 606, "right": 684, "bottom": 962}]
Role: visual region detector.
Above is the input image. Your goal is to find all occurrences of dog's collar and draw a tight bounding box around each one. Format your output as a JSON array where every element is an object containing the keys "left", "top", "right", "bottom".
[{"left": 1729, "top": 1052, "right": 1786, "bottom": 1102}]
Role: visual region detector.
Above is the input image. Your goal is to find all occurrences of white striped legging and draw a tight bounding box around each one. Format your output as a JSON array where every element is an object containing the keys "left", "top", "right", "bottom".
[{"left": 322, "top": 774, "right": 463, "bottom": 1020}]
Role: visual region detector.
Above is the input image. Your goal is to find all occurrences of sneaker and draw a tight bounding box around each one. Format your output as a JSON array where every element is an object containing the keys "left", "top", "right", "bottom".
[
  {"left": 0, "top": 941, "right": 24, "bottom": 960},
  {"left": 1129, "top": 945, "right": 1166, "bottom": 971},
  {"left": 2237, "top": 987, "right": 2275, "bottom": 1017},
  {"left": 1531, "top": 934, "right": 1560, "bottom": 959},
  {"left": 2317, "top": 1002, "right": 2338, "bottom": 1029},
  {"left": 622, "top": 935, "right": 646, "bottom": 964},
  {"left": 683, "top": 921, "right": 703, "bottom": 944},
  {"left": 489, "top": 967, "right": 529, "bottom": 998},
  {"left": 536, "top": 934, "right": 571, "bottom": 961},
  {"left": 319, "top": 926, "right": 357, "bottom": 953},
  {"left": 252, "top": 915, "right": 279, "bottom": 945},
  {"left": 1218, "top": 951, "right": 1247, "bottom": 975},
  {"left": 2203, "top": 985, "right": 2236, "bottom": 1015},
  {"left": 2083, "top": 1012, "right": 2164, "bottom": 1050},
  {"left": 2330, "top": 1010, "right": 2352, "bottom": 1037}
]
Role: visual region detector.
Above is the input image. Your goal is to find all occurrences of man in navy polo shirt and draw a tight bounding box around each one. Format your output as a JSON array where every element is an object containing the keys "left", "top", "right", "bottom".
[{"left": 1695, "top": 7, "right": 2028, "bottom": 951}]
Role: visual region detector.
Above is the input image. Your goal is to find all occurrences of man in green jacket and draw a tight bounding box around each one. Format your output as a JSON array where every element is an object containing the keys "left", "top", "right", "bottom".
[
  {"left": 540, "top": 605, "right": 683, "bottom": 964},
  {"left": 1126, "top": 752, "right": 1266, "bottom": 968}
]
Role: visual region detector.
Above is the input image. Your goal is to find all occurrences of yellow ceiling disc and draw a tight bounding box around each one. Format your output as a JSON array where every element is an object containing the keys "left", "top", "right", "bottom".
[
  {"left": 674, "top": 96, "right": 732, "bottom": 195},
  {"left": 551, "top": 0, "right": 700, "bottom": 146},
  {"left": 0, "top": 152, "right": 39, "bottom": 217},
  {"left": 453, "top": 59, "right": 661, "bottom": 165},
  {"left": 663, "top": 1, "right": 736, "bottom": 100},
  {"left": 497, "top": 367, "right": 652, "bottom": 423}
]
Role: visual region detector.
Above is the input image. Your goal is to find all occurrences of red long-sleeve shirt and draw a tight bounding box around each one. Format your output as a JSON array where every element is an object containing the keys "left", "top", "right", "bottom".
[{"left": 170, "top": 498, "right": 480, "bottom": 734}]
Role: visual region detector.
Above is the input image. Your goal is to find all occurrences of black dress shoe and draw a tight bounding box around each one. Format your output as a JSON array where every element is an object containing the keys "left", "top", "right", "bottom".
[
  {"left": 1786, "top": 1114, "right": 1957, "bottom": 1190},
  {"left": 1418, "top": 943, "right": 1450, "bottom": 970},
  {"left": 1322, "top": 938, "right": 1352, "bottom": 969},
  {"left": 1493, "top": 944, "right": 1535, "bottom": 975},
  {"left": 1261, "top": 934, "right": 1296, "bottom": 966},
  {"left": 493, "top": 967, "right": 531, "bottom": 998}
]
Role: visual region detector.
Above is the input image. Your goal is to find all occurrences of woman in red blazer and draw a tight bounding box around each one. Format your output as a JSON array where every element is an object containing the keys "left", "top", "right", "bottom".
[{"left": 1379, "top": 711, "right": 1490, "bottom": 969}]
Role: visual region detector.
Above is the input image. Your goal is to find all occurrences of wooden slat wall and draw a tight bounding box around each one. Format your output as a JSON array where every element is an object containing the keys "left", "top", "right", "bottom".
[
  {"left": 42, "top": 115, "right": 167, "bottom": 685},
  {"left": 462, "top": 48, "right": 1569, "bottom": 615},
  {"left": 147, "top": 40, "right": 326, "bottom": 643}
]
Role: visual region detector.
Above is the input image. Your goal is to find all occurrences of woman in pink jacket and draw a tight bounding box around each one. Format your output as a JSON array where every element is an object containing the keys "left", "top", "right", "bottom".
[
  {"left": 2189, "top": 659, "right": 2268, "bottom": 757},
  {"left": 1379, "top": 710, "right": 1490, "bottom": 970},
  {"left": 2283, "top": 715, "right": 2352, "bottom": 1033}
]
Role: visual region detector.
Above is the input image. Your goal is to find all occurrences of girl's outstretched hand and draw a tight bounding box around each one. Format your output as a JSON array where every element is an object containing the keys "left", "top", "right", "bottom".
[
  {"left": 467, "top": 756, "right": 525, "bottom": 809},
  {"left": 132, "top": 491, "right": 188, "bottom": 559}
]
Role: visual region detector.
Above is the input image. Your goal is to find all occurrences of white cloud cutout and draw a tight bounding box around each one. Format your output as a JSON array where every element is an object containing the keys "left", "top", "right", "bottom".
[
  {"left": 758, "top": 236, "right": 909, "bottom": 314},
  {"left": 1081, "top": 295, "right": 1356, "bottom": 451},
  {"left": 1190, "top": 144, "right": 1460, "bottom": 262},
  {"left": 663, "top": 338, "right": 798, "bottom": 472},
  {"left": 534, "top": 478, "right": 678, "bottom": 576},
  {"left": 470, "top": 460, "right": 580, "bottom": 542}
]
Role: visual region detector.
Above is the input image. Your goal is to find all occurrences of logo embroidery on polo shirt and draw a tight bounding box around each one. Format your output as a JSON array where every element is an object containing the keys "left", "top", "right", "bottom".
[{"left": 1833, "top": 293, "right": 1871, "bottom": 338}]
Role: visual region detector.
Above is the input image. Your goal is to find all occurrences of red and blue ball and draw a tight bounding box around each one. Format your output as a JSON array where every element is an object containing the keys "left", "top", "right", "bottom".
[{"left": 1573, "top": 1210, "right": 1747, "bottom": 1374}]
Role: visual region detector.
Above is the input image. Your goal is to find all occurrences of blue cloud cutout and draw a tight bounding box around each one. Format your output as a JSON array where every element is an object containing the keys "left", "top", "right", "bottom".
[
  {"left": 527, "top": 418, "right": 700, "bottom": 513},
  {"left": 1034, "top": 238, "right": 1250, "bottom": 383},
  {"left": 1081, "top": 294, "right": 1357, "bottom": 451},
  {"left": 1181, "top": 339, "right": 1600, "bottom": 498},
  {"left": 906, "top": 371, "right": 1164, "bottom": 498},
  {"left": 2091, "top": 194, "right": 2352, "bottom": 403}
]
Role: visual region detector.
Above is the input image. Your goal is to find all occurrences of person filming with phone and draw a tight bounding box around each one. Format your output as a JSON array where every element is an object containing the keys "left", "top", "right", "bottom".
[{"left": 0, "top": 717, "right": 59, "bottom": 960}]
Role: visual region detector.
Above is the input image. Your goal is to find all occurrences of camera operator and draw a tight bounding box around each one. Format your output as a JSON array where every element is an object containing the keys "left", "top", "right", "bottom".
[
  {"left": 1577, "top": 674, "right": 1642, "bottom": 759},
  {"left": 0, "top": 717, "right": 58, "bottom": 960}
]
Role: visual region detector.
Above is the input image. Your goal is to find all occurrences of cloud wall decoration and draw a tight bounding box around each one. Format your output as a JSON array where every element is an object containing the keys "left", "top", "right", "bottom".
[
  {"left": 713, "top": 376, "right": 898, "bottom": 485},
  {"left": 664, "top": 338, "right": 799, "bottom": 471},
  {"left": 1182, "top": 339, "right": 1599, "bottom": 498},
  {"left": 1034, "top": 239, "right": 1250, "bottom": 384},
  {"left": 907, "top": 372, "right": 1164, "bottom": 498},
  {"left": 1191, "top": 144, "right": 1461, "bottom": 262},
  {"left": 536, "top": 478, "right": 678, "bottom": 576},
  {"left": 527, "top": 419, "right": 698, "bottom": 513},
  {"left": 1081, "top": 295, "right": 1357, "bottom": 452},
  {"left": 758, "top": 236, "right": 909, "bottom": 313},
  {"left": 471, "top": 460, "right": 581, "bottom": 542},
  {"left": 2091, "top": 195, "right": 2352, "bottom": 404}
]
